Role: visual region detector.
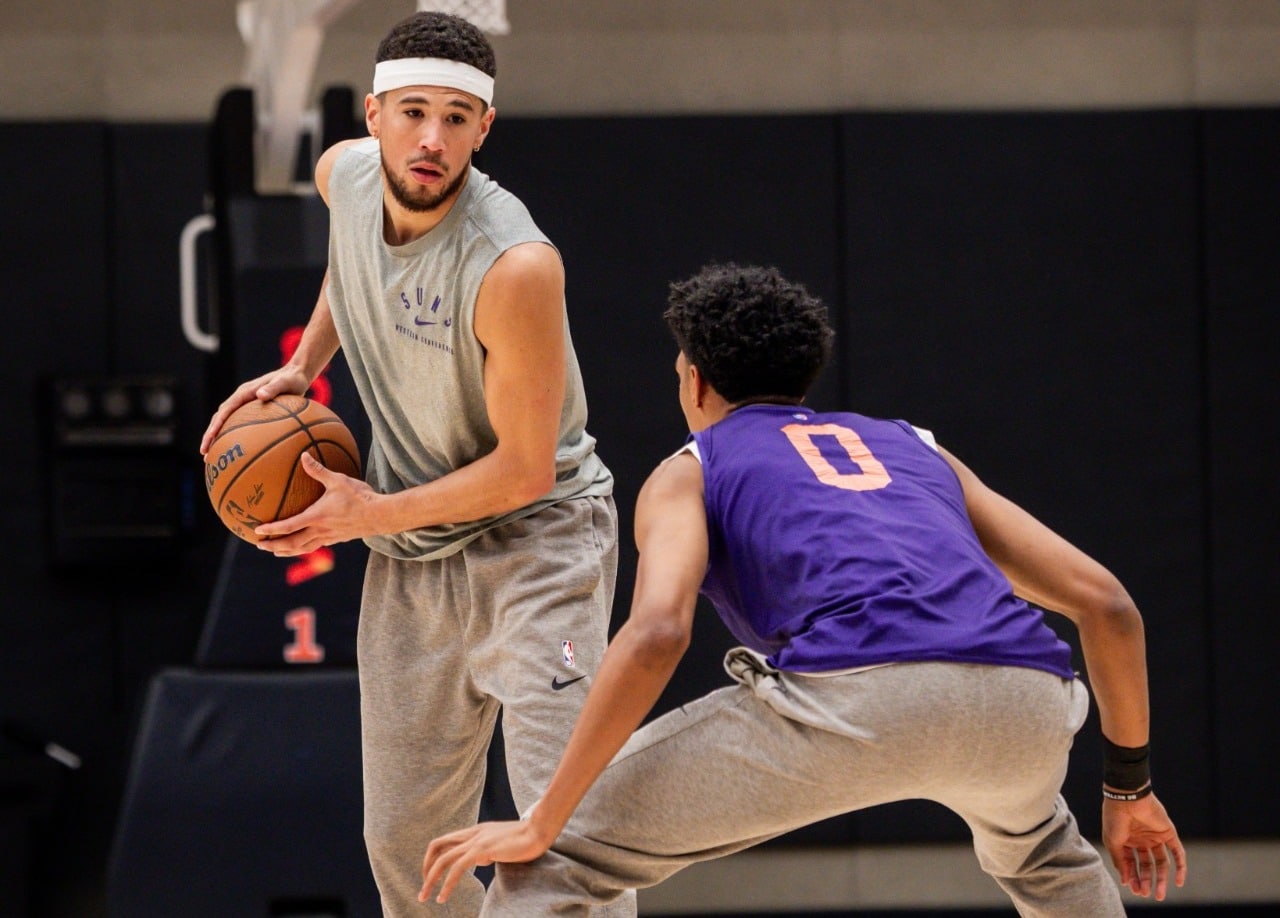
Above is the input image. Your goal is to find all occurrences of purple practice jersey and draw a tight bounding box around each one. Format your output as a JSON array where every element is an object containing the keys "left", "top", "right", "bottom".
[{"left": 689, "top": 404, "right": 1075, "bottom": 678}]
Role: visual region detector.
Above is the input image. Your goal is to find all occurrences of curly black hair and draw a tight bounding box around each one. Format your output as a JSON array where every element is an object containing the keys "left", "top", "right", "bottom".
[
  {"left": 376, "top": 11, "right": 496, "bottom": 79},
  {"left": 663, "top": 263, "right": 834, "bottom": 404}
]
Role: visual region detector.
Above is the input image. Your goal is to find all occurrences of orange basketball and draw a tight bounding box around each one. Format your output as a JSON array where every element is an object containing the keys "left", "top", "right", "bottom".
[{"left": 204, "top": 395, "right": 361, "bottom": 544}]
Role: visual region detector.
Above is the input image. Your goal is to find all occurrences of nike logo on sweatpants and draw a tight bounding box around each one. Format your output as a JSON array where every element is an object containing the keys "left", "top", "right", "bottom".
[{"left": 551, "top": 675, "right": 587, "bottom": 690}]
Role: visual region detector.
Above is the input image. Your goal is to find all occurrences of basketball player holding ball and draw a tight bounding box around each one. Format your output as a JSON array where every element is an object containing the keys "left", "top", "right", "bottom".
[{"left": 199, "top": 12, "right": 626, "bottom": 917}]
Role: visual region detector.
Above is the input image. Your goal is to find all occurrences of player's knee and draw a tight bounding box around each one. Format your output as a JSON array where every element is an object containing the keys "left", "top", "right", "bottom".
[{"left": 361, "top": 804, "right": 419, "bottom": 866}]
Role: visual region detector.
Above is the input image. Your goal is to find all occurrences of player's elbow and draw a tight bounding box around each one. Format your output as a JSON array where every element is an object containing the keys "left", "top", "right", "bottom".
[
  {"left": 628, "top": 615, "right": 692, "bottom": 671},
  {"left": 507, "top": 463, "right": 557, "bottom": 506},
  {"left": 498, "top": 448, "right": 558, "bottom": 506},
  {"left": 1081, "top": 578, "right": 1144, "bottom": 640}
]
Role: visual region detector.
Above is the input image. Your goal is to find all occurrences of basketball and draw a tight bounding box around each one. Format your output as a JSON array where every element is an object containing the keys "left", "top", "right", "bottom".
[{"left": 204, "top": 395, "right": 362, "bottom": 544}]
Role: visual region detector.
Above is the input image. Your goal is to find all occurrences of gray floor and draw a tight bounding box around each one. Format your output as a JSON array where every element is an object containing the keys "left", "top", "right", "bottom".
[{"left": 636, "top": 839, "right": 1280, "bottom": 914}]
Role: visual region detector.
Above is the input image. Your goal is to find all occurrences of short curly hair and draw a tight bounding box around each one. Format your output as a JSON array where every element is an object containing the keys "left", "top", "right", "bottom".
[
  {"left": 376, "top": 11, "right": 496, "bottom": 79},
  {"left": 663, "top": 263, "right": 834, "bottom": 404}
]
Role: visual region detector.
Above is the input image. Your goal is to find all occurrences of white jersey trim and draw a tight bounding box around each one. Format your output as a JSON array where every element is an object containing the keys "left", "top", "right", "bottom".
[
  {"left": 673, "top": 440, "right": 702, "bottom": 463},
  {"left": 912, "top": 425, "right": 938, "bottom": 451}
]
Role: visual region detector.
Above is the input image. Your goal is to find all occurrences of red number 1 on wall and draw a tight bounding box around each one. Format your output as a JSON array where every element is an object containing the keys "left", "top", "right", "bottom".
[{"left": 284, "top": 607, "right": 326, "bottom": 664}]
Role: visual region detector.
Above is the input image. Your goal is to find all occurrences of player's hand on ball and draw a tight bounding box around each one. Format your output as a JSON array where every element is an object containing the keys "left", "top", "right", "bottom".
[
  {"left": 199, "top": 367, "right": 311, "bottom": 455},
  {"left": 420, "top": 819, "right": 554, "bottom": 905},
  {"left": 254, "top": 453, "right": 379, "bottom": 555}
]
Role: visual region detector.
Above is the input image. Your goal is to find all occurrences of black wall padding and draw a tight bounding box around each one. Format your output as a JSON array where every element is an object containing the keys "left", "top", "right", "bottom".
[
  {"left": 1201, "top": 108, "right": 1280, "bottom": 836},
  {"left": 839, "top": 111, "right": 1210, "bottom": 841},
  {"left": 108, "top": 669, "right": 380, "bottom": 917},
  {"left": 0, "top": 124, "right": 121, "bottom": 915},
  {"left": 209, "top": 88, "right": 256, "bottom": 201},
  {"left": 0, "top": 123, "right": 111, "bottom": 538},
  {"left": 109, "top": 123, "right": 222, "bottom": 543}
]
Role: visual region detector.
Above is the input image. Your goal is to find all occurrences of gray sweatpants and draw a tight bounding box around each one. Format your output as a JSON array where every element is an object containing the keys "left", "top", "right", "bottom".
[
  {"left": 357, "top": 495, "right": 635, "bottom": 917},
  {"left": 484, "top": 651, "right": 1123, "bottom": 917}
]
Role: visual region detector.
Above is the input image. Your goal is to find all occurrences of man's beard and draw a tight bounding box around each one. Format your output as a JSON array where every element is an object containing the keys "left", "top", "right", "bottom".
[{"left": 382, "top": 154, "right": 469, "bottom": 213}]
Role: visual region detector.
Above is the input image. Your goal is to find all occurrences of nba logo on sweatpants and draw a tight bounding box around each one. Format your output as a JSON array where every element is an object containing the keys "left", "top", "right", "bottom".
[{"left": 562, "top": 640, "right": 575, "bottom": 668}]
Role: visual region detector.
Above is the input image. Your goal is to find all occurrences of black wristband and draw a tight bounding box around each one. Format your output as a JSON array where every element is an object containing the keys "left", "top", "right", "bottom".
[
  {"left": 1103, "top": 783, "right": 1154, "bottom": 802},
  {"left": 1102, "top": 736, "right": 1151, "bottom": 791}
]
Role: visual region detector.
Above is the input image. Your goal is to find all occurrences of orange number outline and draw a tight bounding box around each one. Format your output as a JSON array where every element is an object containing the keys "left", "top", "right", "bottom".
[{"left": 781, "top": 423, "right": 892, "bottom": 492}]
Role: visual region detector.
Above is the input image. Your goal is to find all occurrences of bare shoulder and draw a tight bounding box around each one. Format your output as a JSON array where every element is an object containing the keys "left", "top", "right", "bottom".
[
  {"left": 474, "top": 242, "right": 566, "bottom": 345},
  {"left": 315, "top": 138, "right": 372, "bottom": 205},
  {"left": 639, "top": 450, "right": 704, "bottom": 509},
  {"left": 484, "top": 241, "right": 564, "bottom": 289},
  {"left": 634, "top": 450, "right": 707, "bottom": 562}
]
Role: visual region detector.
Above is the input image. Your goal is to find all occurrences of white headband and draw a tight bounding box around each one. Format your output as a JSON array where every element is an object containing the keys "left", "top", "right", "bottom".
[{"left": 373, "top": 57, "right": 495, "bottom": 105}]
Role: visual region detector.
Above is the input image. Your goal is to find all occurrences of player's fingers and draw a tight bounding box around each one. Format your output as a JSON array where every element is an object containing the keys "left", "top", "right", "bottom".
[
  {"left": 300, "top": 452, "right": 331, "bottom": 481},
  {"left": 199, "top": 424, "right": 215, "bottom": 455},
  {"left": 1169, "top": 837, "right": 1188, "bottom": 888},
  {"left": 435, "top": 848, "right": 479, "bottom": 904},
  {"left": 255, "top": 524, "right": 312, "bottom": 552},
  {"left": 420, "top": 846, "right": 444, "bottom": 901},
  {"left": 256, "top": 495, "right": 329, "bottom": 541},
  {"left": 255, "top": 518, "right": 301, "bottom": 540},
  {"left": 1151, "top": 848, "right": 1171, "bottom": 900},
  {"left": 202, "top": 400, "right": 239, "bottom": 450},
  {"left": 1110, "top": 846, "right": 1130, "bottom": 889},
  {"left": 419, "top": 854, "right": 448, "bottom": 902},
  {"left": 200, "top": 383, "right": 264, "bottom": 453},
  {"left": 1135, "top": 848, "right": 1153, "bottom": 898},
  {"left": 419, "top": 850, "right": 449, "bottom": 901},
  {"left": 420, "top": 834, "right": 471, "bottom": 900},
  {"left": 1104, "top": 843, "right": 1125, "bottom": 881},
  {"left": 255, "top": 378, "right": 288, "bottom": 401},
  {"left": 424, "top": 831, "right": 470, "bottom": 863},
  {"left": 1124, "top": 849, "right": 1141, "bottom": 895},
  {"left": 419, "top": 860, "right": 449, "bottom": 903},
  {"left": 200, "top": 406, "right": 235, "bottom": 454}
]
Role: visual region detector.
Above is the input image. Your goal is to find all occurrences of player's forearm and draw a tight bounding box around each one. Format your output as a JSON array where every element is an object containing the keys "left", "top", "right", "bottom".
[
  {"left": 285, "top": 274, "right": 342, "bottom": 382},
  {"left": 1077, "top": 600, "right": 1151, "bottom": 748},
  {"left": 371, "top": 443, "right": 556, "bottom": 534},
  {"left": 528, "top": 616, "right": 689, "bottom": 839}
]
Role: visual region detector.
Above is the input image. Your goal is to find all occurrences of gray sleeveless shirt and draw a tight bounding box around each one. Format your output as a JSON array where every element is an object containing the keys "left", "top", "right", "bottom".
[{"left": 326, "top": 139, "right": 612, "bottom": 560}]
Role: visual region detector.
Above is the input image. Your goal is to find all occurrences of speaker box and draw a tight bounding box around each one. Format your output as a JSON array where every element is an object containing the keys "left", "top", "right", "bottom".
[{"left": 45, "top": 376, "right": 184, "bottom": 567}]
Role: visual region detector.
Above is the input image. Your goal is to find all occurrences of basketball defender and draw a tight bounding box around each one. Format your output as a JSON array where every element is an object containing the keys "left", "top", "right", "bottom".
[{"left": 421, "top": 263, "right": 1186, "bottom": 917}]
